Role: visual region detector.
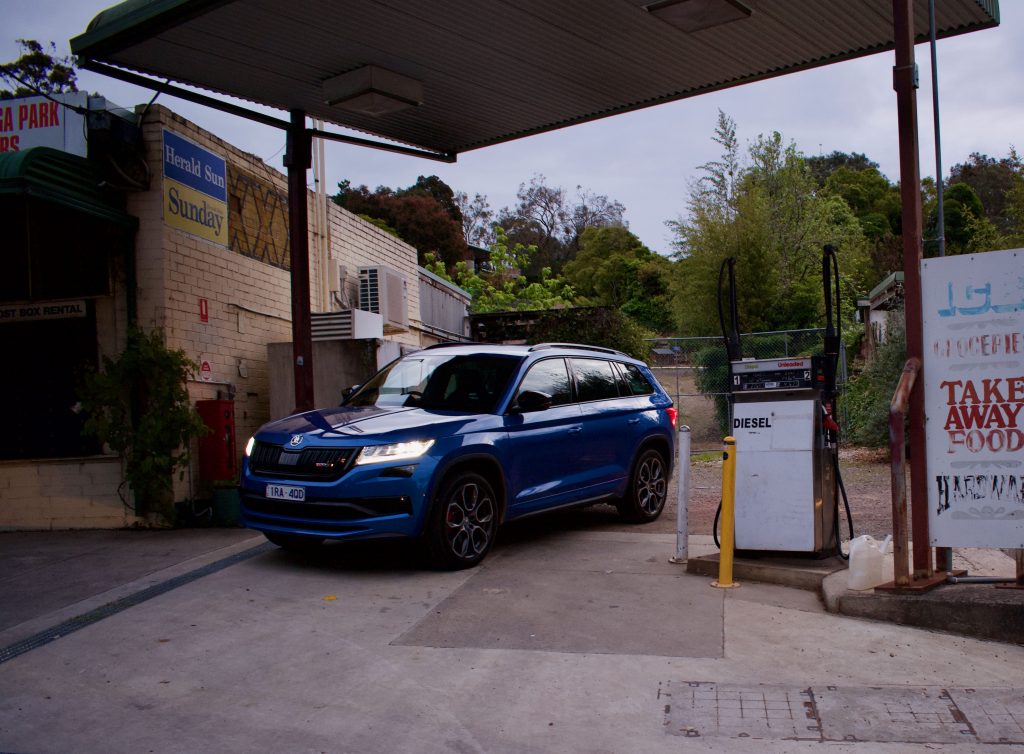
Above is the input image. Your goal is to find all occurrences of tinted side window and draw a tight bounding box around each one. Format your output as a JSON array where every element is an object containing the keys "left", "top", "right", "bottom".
[
  {"left": 571, "top": 358, "right": 620, "bottom": 402},
  {"left": 619, "top": 362, "right": 655, "bottom": 396},
  {"left": 517, "top": 358, "right": 572, "bottom": 406}
]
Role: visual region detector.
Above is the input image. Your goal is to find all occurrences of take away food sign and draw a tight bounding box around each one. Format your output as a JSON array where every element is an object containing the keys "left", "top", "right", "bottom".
[
  {"left": 922, "top": 248, "right": 1024, "bottom": 548},
  {"left": 162, "top": 129, "right": 228, "bottom": 247}
]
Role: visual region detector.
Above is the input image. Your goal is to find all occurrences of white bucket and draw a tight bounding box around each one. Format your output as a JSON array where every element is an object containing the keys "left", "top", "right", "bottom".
[{"left": 848, "top": 534, "right": 891, "bottom": 591}]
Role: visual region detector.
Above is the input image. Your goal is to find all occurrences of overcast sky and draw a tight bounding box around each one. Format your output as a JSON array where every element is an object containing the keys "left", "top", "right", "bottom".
[{"left": 4, "top": 2, "right": 1022, "bottom": 256}]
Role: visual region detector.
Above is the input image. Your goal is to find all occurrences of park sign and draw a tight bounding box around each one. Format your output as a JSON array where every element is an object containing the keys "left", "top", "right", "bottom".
[
  {"left": 922, "top": 247, "right": 1024, "bottom": 549},
  {"left": 0, "top": 93, "right": 88, "bottom": 156},
  {"left": 162, "top": 129, "right": 228, "bottom": 247}
]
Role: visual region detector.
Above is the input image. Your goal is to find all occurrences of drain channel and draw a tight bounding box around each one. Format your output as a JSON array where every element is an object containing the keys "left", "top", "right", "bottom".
[{"left": 0, "top": 541, "right": 274, "bottom": 666}]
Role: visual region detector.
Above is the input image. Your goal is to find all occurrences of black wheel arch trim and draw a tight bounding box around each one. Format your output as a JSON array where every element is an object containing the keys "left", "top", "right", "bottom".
[{"left": 427, "top": 452, "right": 510, "bottom": 525}]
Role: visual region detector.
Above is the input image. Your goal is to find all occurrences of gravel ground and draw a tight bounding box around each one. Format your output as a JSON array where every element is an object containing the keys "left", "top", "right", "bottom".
[{"left": 513, "top": 445, "right": 896, "bottom": 544}]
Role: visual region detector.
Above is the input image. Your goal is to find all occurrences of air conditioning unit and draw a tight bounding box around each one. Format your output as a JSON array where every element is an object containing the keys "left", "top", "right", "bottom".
[
  {"left": 311, "top": 309, "right": 383, "bottom": 340},
  {"left": 358, "top": 266, "right": 408, "bottom": 332}
]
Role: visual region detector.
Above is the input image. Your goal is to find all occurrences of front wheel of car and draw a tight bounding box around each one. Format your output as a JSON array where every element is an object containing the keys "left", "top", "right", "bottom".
[
  {"left": 423, "top": 471, "right": 497, "bottom": 570},
  {"left": 618, "top": 448, "right": 668, "bottom": 523},
  {"left": 264, "top": 532, "right": 324, "bottom": 552}
]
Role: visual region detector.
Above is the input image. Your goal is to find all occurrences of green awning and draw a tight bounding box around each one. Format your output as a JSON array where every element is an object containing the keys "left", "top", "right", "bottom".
[{"left": 0, "top": 147, "right": 137, "bottom": 228}]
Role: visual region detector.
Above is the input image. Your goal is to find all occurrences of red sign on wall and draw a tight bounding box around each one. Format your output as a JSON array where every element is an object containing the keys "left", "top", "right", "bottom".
[{"left": 199, "top": 298, "right": 209, "bottom": 323}]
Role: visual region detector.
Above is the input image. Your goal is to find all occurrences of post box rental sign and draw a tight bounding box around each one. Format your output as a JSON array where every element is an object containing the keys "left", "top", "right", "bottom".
[
  {"left": 162, "top": 129, "right": 228, "bottom": 246},
  {"left": 922, "top": 248, "right": 1024, "bottom": 548}
]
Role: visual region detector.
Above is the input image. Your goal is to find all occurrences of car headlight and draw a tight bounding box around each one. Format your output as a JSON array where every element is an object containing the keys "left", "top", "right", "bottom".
[
  {"left": 355, "top": 439, "right": 435, "bottom": 465},
  {"left": 245, "top": 436, "right": 255, "bottom": 457}
]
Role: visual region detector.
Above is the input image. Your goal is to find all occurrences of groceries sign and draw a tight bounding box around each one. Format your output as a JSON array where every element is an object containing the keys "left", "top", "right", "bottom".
[
  {"left": 162, "top": 129, "right": 228, "bottom": 247},
  {"left": 922, "top": 248, "right": 1024, "bottom": 548}
]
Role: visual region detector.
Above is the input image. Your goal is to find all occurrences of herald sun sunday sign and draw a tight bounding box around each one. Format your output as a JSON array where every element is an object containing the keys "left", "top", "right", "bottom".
[
  {"left": 162, "top": 129, "right": 228, "bottom": 246},
  {"left": 922, "top": 248, "right": 1024, "bottom": 548}
]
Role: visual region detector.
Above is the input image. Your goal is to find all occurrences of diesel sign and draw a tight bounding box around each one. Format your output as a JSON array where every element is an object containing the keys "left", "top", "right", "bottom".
[{"left": 734, "top": 417, "right": 772, "bottom": 429}]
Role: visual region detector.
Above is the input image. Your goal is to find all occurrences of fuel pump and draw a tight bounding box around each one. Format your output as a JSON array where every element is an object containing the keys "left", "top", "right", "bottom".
[{"left": 717, "top": 246, "right": 853, "bottom": 557}]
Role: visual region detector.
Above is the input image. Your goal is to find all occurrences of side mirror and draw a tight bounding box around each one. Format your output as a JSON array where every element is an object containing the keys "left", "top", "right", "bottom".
[{"left": 514, "top": 390, "right": 553, "bottom": 413}]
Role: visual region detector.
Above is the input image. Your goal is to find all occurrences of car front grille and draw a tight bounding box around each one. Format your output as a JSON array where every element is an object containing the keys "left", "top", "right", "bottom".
[{"left": 250, "top": 442, "right": 356, "bottom": 480}]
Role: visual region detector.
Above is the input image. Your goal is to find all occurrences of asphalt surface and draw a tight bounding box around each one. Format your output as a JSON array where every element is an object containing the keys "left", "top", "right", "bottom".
[{"left": 1, "top": 522, "right": 1022, "bottom": 753}]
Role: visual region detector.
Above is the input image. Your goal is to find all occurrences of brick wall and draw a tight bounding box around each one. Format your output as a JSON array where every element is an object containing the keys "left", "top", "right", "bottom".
[{"left": 0, "top": 104, "right": 427, "bottom": 529}]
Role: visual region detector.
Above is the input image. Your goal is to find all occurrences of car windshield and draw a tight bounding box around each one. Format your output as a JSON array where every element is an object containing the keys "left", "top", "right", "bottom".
[{"left": 346, "top": 352, "right": 522, "bottom": 413}]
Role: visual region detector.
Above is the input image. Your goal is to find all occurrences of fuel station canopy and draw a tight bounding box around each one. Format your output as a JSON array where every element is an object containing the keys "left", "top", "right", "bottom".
[{"left": 71, "top": 0, "right": 998, "bottom": 160}]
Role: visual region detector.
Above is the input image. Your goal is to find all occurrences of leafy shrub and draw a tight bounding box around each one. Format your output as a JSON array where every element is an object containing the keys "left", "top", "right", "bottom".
[
  {"left": 80, "top": 328, "right": 208, "bottom": 519},
  {"left": 843, "top": 309, "right": 907, "bottom": 447}
]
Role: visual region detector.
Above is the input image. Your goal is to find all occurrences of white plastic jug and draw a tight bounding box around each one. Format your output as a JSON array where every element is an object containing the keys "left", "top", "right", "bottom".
[{"left": 847, "top": 534, "right": 892, "bottom": 591}]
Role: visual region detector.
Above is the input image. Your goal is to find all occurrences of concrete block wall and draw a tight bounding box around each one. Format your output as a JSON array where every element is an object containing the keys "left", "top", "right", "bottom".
[{"left": 0, "top": 458, "right": 132, "bottom": 530}]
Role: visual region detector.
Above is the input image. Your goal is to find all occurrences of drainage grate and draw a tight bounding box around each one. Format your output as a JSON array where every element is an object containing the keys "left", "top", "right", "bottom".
[
  {"left": 0, "top": 541, "right": 274, "bottom": 666},
  {"left": 662, "top": 682, "right": 1024, "bottom": 744}
]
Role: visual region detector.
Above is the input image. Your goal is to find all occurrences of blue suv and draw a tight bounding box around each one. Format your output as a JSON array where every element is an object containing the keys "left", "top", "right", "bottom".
[{"left": 241, "top": 343, "right": 676, "bottom": 568}]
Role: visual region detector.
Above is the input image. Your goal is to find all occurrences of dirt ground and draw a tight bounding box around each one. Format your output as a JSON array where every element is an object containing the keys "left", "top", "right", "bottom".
[{"left": 559, "top": 445, "right": 895, "bottom": 542}]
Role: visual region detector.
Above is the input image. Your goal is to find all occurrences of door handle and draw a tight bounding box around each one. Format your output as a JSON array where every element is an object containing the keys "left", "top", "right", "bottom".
[
  {"left": 568, "top": 426, "right": 583, "bottom": 434},
  {"left": 627, "top": 418, "right": 641, "bottom": 425}
]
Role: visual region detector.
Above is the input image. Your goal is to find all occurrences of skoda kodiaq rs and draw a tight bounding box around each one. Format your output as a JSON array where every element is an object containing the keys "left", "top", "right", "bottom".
[{"left": 241, "top": 342, "right": 676, "bottom": 568}]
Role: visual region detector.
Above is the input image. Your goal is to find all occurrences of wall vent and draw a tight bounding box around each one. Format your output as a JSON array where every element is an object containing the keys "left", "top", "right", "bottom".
[
  {"left": 310, "top": 309, "right": 383, "bottom": 340},
  {"left": 358, "top": 266, "right": 408, "bottom": 331}
]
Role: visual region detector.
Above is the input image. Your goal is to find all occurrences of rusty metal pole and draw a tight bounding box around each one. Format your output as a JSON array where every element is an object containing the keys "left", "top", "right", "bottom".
[
  {"left": 892, "top": 0, "right": 933, "bottom": 581},
  {"left": 285, "top": 108, "right": 315, "bottom": 413},
  {"left": 888, "top": 358, "right": 920, "bottom": 588}
]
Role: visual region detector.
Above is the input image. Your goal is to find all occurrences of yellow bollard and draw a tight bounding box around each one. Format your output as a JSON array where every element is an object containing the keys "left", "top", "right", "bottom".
[{"left": 712, "top": 436, "right": 740, "bottom": 589}]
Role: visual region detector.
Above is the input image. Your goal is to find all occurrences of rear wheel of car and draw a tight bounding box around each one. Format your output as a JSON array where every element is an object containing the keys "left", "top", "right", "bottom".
[
  {"left": 424, "top": 471, "right": 497, "bottom": 569},
  {"left": 618, "top": 448, "right": 668, "bottom": 523},
  {"left": 264, "top": 532, "right": 324, "bottom": 552}
]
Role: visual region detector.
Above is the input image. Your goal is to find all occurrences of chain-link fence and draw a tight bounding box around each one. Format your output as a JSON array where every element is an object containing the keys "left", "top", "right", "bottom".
[{"left": 647, "top": 330, "right": 848, "bottom": 452}]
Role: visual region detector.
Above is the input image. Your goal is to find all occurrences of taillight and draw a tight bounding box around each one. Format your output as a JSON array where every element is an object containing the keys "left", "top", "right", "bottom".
[{"left": 666, "top": 407, "right": 678, "bottom": 430}]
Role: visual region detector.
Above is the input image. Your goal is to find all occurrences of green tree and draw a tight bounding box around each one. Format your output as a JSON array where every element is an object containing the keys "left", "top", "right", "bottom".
[
  {"left": 424, "top": 226, "right": 575, "bottom": 314},
  {"left": 562, "top": 226, "right": 674, "bottom": 333},
  {"left": 668, "top": 113, "right": 871, "bottom": 338},
  {"left": 1005, "top": 148, "right": 1024, "bottom": 247},
  {"left": 806, "top": 151, "right": 880, "bottom": 188},
  {"left": 948, "top": 152, "right": 1018, "bottom": 233},
  {"left": 823, "top": 166, "right": 902, "bottom": 278},
  {"left": 929, "top": 182, "right": 998, "bottom": 255},
  {"left": 497, "top": 174, "right": 626, "bottom": 278},
  {"left": 333, "top": 178, "right": 468, "bottom": 268},
  {"left": 0, "top": 39, "right": 78, "bottom": 99}
]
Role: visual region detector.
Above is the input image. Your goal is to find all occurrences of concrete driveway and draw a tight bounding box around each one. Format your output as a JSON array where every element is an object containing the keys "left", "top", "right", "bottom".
[{"left": 1, "top": 521, "right": 1022, "bottom": 753}]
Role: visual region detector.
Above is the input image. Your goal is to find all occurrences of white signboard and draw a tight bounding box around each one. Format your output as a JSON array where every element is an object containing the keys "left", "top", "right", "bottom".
[
  {"left": 0, "top": 93, "right": 89, "bottom": 156},
  {"left": 922, "top": 248, "right": 1024, "bottom": 548}
]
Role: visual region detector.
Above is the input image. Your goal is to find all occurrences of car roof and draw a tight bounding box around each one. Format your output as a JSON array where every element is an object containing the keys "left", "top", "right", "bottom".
[{"left": 422, "top": 342, "right": 642, "bottom": 363}]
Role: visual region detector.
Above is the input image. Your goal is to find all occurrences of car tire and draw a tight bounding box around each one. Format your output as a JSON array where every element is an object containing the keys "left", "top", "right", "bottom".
[
  {"left": 264, "top": 532, "right": 324, "bottom": 552},
  {"left": 618, "top": 448, "right": 668, "bottom": 523},
  {"left": 423, "top": 471, "right": 497, "bottom": 570}
]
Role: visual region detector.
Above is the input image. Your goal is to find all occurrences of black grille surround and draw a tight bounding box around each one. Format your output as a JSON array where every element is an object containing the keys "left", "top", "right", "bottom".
[
  {"left": 250, "top": 441, "right": 356, "bottom": 480},
  {"left": 241, "top": 494, "right": 413, "bottom": 533}
]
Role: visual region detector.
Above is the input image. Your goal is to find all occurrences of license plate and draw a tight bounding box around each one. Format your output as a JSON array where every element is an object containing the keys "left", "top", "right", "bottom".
[{"left": 266, "top": 484, "right": 305, "bottom": 501}]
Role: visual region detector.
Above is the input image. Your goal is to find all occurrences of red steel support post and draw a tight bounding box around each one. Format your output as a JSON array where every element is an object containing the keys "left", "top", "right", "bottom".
[
  {"left": 892, "top": 0, "right": 933, "bottom": 580},
  {"left": 889, "top": 358, "right": 920, "bottom": 587},
  {"left": 285, "top": 108, "right": 315, "bottom": 413}
]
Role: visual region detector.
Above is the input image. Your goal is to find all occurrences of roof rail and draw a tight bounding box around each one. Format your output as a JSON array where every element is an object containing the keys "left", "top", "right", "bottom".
[
  {"left": 528, "top": 342, "right": 627, "bottom": 357},
  {"left": 423, "top": 341, "right": 478, "bottom": 350}
]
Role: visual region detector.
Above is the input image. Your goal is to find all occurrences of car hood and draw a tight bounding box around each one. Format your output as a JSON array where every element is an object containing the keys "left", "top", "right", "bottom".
[{"left": 258, "top": 405, "right": 479, "bottom": 442}]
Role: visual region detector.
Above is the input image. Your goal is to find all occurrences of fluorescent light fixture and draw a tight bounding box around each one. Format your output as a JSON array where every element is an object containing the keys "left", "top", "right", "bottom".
[
  {"left": 644, "top": 0, "right": 752, "bottom": 32},
  {"left": 323, "top": 65, "right": 423, "bottom": 116}
]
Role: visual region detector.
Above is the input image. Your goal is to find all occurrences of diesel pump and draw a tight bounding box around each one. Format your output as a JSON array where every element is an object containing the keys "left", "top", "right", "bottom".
[{"left": 716, "top": 245, "right": 853, "bottom": 557}]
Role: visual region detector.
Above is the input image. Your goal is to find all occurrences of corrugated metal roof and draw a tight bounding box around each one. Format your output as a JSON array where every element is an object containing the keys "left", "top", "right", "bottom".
[
  {"left": 71, "top": 0, "right": 999, "bottom": 156},
  {"left": 0, "top": 147, "right": 137, "bottom": 226}
]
